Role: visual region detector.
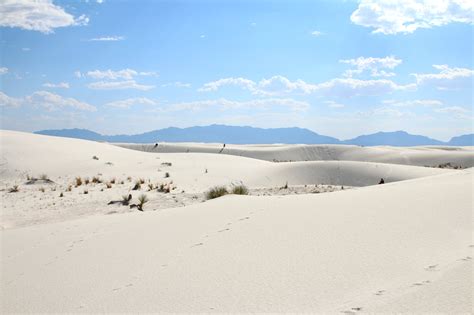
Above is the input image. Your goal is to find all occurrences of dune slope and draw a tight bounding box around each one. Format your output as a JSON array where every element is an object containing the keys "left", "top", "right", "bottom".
[{"left": 1, "top": 169, "right": 472, "bottom": 313}]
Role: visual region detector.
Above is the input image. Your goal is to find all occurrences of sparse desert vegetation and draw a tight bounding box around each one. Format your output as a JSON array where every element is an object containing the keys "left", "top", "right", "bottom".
[{"left": 205, "top": 186, "right": 229, "bottom": 200}]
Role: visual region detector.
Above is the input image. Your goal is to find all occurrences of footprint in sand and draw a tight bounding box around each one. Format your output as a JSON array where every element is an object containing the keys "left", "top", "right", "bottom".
[
  {"left": 218, "top": 228, "right": 230, "bottom": 233},
  {"left": 374, "top": 290, "right": 385, "bottom": 296},
  {"left": 191, "top": 242, "right": 204, "bottom": 248},
  {"left": 424, "top": 264, "right": 438, "bottom": 271},
  {"left": 239, "top": 216, "right": 250, "bottom": 221}
]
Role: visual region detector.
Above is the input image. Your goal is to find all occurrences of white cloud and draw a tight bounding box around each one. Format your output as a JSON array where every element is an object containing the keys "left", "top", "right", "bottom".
[
  {"left": 22, "top": 47, "right": 30, "bottom": 51},
  {"left": 339, "top": 56, "right": 402, "bottom": 78},
  {"left": 105, "top": 97, "right": 158, "bottom": 109},
  {"left": 0, "top": 67, "right": 8, "bottom": 75},
  {"left": 0, "top": 91, "right": 96, "bottom": 111},
  {"left": 200, "top": 34, "right": 206, "bottom": 38},
  {"left": 87, "top": 80, "right": 155, "bottom": 90},
  {"left": 168, "top": 98, "right": 310, "bottom": 112},
  {"left": 85, "top": 69, "right": 157, "bottom": 80},
  {"left": 74, "top": 71, "right": 82, "bottom": 78},
  {"left": 311, "top": 30, "right": 323, "bottom": 36},
  {"left": 385, "top": 99, "right": 443, "bottom": 107},
  {"left": 0, "top": 91, "right": 21, "bottom": 107},
  {"left": 89, "top": 36, "right": 124, "bottom": 41},
  {"left": 161, "top": 81, "right": 192, "bottom": 88},
  {"left": 412, "top": 64, "right": 474, "bottom": 90},
  {"left": 351, "top": 0, "right": 474, "bottom": 35},
  {"left": 97, "top": 0, "right": 104, "bottom": 3},
  {"left": 0, "top": 0, "right": 89, "bottom": 34},
  {"left": 43, "top": 82, "right": 70, "bottom": 89},
  {"left": 324, "top": 101, "right": 345, "bottom": 108},
  {"left": 435, "top": 106, "right": 470, "bottom": 114},
  {"left": 199, "top": 74, "right": 415, "bottom": 97}
]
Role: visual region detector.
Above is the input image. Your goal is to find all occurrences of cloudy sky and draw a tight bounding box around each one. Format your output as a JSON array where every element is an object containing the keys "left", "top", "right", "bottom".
[{"left": 0, "top": 0, "right": 472, "bottom": 140}]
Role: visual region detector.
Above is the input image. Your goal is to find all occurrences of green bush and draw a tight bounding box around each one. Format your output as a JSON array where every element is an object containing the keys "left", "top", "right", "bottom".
[
  {"left": 205, "top": 186, "right": 228, "bottom": 200},
  {"left": 231, "top": 185, "right": 249, "bottom": 195}
]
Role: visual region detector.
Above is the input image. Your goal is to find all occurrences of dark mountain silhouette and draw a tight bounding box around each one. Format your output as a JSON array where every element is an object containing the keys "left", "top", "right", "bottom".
[
  {"left": 343, "top": 131, "right": 444, "bottom": 146},
  {"left": 34, "top": 125, "right": 472, "bottom": 146}
]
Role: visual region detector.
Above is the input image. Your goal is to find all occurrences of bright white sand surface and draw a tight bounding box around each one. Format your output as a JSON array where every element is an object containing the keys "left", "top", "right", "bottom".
[{"left": 1, "top": 130, "right": 473, "bottom": 313}]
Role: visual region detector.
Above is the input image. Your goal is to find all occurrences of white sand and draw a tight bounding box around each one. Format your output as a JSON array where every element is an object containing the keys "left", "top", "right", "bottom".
[{"left": 1, "top": 130, "right": 473, "bottom": 313}]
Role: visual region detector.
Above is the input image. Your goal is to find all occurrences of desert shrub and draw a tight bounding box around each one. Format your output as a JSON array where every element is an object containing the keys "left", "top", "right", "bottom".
[
  {"left": 132, "top": 180, "right": 141, "bottom": 190},
  {"left": 92, "top": 176, "right": 102, "bottom": 184},
  {"left": 59, "top": 192, "right": 64, "bottom": 197},
  {"left": 164, "top": 172, "right": 170, "bottom": 178},
  {"left": 105, "top": 182, "right": 112, "bottom": 189},
  {"left": 110, "top": 178, "right": 116, "bottom": 184},
  {"left": 92, "top": 155, "right": 99, "bottom": 160},
  {"left": 84, "top": 178, "right": 90, "bottom": 185},
  {"left": 122, "top": 194, "right": 131, "bottom": 205},
  {"left": 8, "top": 185, "right": 19, "bottom": 193},
  {"left": 75, "top": 177, "right": 83, "bottom": 186},
  {"left": 282, "top": 182, "right": 288, "bottom": 189},
  {"left": 120, "top": 180, "right": 124, "bottom": 184},
  {"left": 231, "top": 185, "right": 249, "bottom": 195},
  {"left": 147, "top": 183, "right": 154, "bottom": 191},
  {"left": 83, "top": 189, "right": 89, "bottom": 194},
  {"left": 139, "top": 178, "right": 145, "bottom": 184},
  {"left": 206, "top": 186, "right": 228, "bottom": 200},
  {"left": 137, "top": 194, "right": 149, "bottom": 211}
]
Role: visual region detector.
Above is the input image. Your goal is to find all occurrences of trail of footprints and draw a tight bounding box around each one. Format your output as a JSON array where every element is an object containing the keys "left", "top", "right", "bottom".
[{"left": 341, "top": 248, "right": 473, "bottom": 314}]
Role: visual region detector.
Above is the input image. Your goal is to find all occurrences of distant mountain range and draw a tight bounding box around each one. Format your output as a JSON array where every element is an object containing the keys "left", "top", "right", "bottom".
[{"left": 35, "top": 125, "right": 473, "bottom": 146}]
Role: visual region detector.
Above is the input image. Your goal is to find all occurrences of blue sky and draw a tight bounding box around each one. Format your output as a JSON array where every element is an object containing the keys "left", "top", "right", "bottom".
[{"left": 0, "top": 0, "right": 472, "bottom": 140}]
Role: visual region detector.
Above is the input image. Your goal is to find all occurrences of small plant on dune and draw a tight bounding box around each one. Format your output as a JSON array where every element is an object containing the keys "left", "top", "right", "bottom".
[
  {"left": 120, "top": 180, "right": 124, "bottom": 184},
  {"left": 84, "top": 178, "right": 90, "bottom": 185},
  {"left": 147, "top": 183, "right": 154, "bottom": 191},
  {"left": 66, "top": 185, "right": 72, "bottom": 192},
  {"left": 110, "top": 178, "right": 116, "bottom": 184},
  {"left": 137, "top": 194, "right": 149, "bottom": 211},
  {"left": 132, "top": 180, "right": 141, "bottom": 190},
  {"left": 75, "top": 177, "right": 83, "bottom": 187},
  {"left": 161, "top": 162, "right": 172, "bottom": 166},
  {"left": 8, "top": 185, "right": 19, "bottom": 193},
  {"left": 105, "top": 182, "right": 112, "bottom": 189},
  {"left": 59, "top": 192, "right": 64, "bottom": 197},
  {"left": 92, "top": 155, "right": 99, "bottom": 160},
  {"left": 231, "top": 185, "right": 249, "bottom": 195},
  {"left": 127, "top": 176, "right": 132, "bottom": 182},
  {"left": 282, "top": 181, "right": 288, "bottom": 189},
  {"left": 205, "top": 168, "right": 208, "bottom": 174},
  {"left": 92, "top": 176, "right": 102, "bottom": 184},
  {"left": 40, "top": 174, "right": 49, "bottom": 180},
  {"left": 83, "top": 189, "right": 89, "bottom": 194},
  {"left": 121, "top": 194, "right": 132, "bottom": 205},
  {"left": 164, "top": 172, "right": 170, "bottom": 178},
  {"left": 39, "top": 187, "right": 45, "bottom": 193},
  {"left": 205, "top": 186, "right": 228, "bottom": 200},
  {"left": 139, "top": 178, "right": 145, "bottom": 184}
]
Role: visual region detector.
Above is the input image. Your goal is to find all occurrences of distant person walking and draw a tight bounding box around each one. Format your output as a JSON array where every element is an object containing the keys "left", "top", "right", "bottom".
[{"left": 379, "top": 178, "right": 385, "bottom": 184}]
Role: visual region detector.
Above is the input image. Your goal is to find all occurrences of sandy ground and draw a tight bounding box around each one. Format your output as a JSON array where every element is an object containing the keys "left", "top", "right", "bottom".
[{"left": 1, "top": 130, "right": 473, "bottom": 313}]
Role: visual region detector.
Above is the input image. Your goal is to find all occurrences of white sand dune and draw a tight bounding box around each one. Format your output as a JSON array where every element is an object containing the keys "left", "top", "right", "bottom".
[
  {"left": 120, "top": 142, "right": 474, "bottom": 168},
  {"left": 1, "top": 130, "right": 473, "bottom": 313},
  {"left": 1, "top": 169, "right": 472, "bottom": 313}
]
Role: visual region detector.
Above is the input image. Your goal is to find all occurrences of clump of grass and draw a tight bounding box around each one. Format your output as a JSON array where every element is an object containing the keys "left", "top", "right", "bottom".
[
  {"left": 92, "top": 155, "right": 99, "bottom": 160},
  {"left": 205, "top": 186, "right": 228, "bottom": 200},
  {"left": 231, "top": 185, "right": 249, "bottom": 195},
  {"left": 59, "top": 192, "right": 64, "bottom": 197},
  {"left": 39, "top": 187, "right": 45, "bottom": 193},
  {"left": 120, "top": 180, "right": 124, "bottom": 184},
  {"left": 92, "top": 176, "right": 101, "bottom": 184},
  {"left": 164, "top": 172, "right": 170, "bottom": 178},
  {"left": 110, "top": 178, "right": 116, "bottom": 184},
  {"left": 8, "top": 185, "right": 19, "bottom": 193},
  {"left": 132, "top": 180, "right": 141, "bottom": 190},
  {"left": 139, "top": 178, "right": 145, "bottom": 184},
  {"left": 83, "top": 189, "right": 89, "bottom": 194},
  {"left": 282, "top": 181, "right": 288, "bottom": 189},
  {"left": 75, "top": 177, "right": 83, "bottom": 187},
  {"left": 66, "top": 185, "right": 72, "bottom": 192},
  {"left": 157, "top": 183, "right": 171, "bottom": 193},
  {"left": 205, "top": 168, "right": 208, "bottom": 173},
  {"left": 105, "top": 182, "right": 112, "bottom": 189},
  {"left": 84, "top": 177, "right": 90, "bottom": 185},
  {"left": 137, "top": 194, "right": 149, "bottom": 211},
  {"left": 161, "top": 162, "right": 172, "bottom": 166},
  {"left": 122, "top": 194, "right": 132, "bottom": 205},
  {"left": 147, "top": 183, "right": 154, "bottom": 191}
]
